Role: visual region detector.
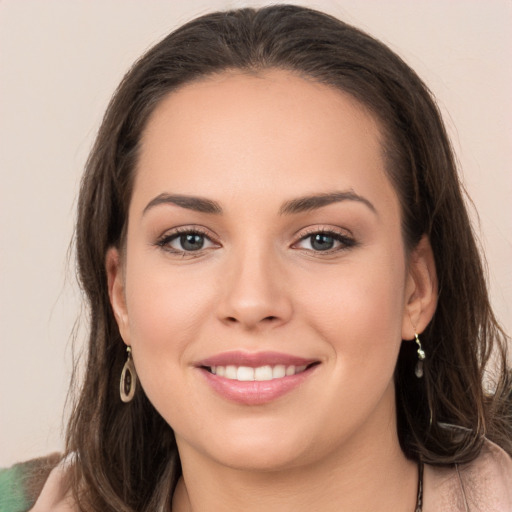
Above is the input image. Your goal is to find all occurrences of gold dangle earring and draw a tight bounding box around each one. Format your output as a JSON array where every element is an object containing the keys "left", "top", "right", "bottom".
[
  {"left": 414, "top": 333, "right": 426, "bottom": 378},
  {"left": 120, "top": 346, "right": 137, "bottom": 402}
]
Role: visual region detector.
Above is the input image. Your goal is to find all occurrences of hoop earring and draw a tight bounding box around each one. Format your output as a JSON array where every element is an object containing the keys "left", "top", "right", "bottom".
[
  {"left": 414, "top": 333, "right": 426, "bottom": 378},
  {"left": 120, "top": 346, "right": 137, "bottom": 402}
]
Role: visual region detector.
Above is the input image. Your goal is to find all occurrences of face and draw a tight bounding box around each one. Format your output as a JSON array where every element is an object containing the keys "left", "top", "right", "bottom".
[{"left": 108, "top": 70, "right": 435, "bottom": 472}]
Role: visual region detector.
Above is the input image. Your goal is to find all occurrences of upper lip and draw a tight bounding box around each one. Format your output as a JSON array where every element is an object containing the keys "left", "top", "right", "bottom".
[{"left": 196, "top": 351, "right": 319, "bottom": 368}]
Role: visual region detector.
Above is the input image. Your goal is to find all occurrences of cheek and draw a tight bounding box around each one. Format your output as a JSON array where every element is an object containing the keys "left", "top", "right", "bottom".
[
  {"left": 299, "top": 250, "right": 407, "bottom": 368},
  {"left": 294, "top": 253, "right": 407, "bottom": 431},
  {"left": 122, "top": 255, "right": 216, "bottom": 391}
]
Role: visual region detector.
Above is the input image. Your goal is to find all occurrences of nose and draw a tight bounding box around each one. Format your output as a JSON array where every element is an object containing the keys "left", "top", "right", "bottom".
[{"left": 216, "top": 244, "right": 293, "bottom": 330}]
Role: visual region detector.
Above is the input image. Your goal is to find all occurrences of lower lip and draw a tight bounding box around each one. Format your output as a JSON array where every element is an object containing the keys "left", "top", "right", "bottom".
[{"left": 199, "top": 366, "right": 317, "bottom": 405}]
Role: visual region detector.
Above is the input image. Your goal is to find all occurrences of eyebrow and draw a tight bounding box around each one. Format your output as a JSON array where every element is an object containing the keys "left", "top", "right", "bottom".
[
  {"left": 143, "top": 193, "right": 223, "bottom": 215},
  {"left": 279, "top": 191, "right": 377, "bottom": 215},
  {"left": 142, "top": 190, "right": 376, "bottom": 217}
]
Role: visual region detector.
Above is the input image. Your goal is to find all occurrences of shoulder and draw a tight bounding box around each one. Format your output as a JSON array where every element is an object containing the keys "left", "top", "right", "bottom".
[
  {"left": 0, "top": 454, "right": 61, "bottom": 512},
  {"left": 28, "top": 453, "right": 76, "bottom": 512},
  {"left": 457, "top": 439, "right": 512, "bottom": 510},
  {"left": 0, "top": 453, "right": 76, "bottom": 512},
  {"left": 424, "top": 438, "right": 512, "bottom": 511}
]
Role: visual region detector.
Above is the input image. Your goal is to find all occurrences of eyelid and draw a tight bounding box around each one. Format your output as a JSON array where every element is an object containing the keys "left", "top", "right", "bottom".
[
  {"left": 153, "top": 224, "right": 356, "bottom": 256},
  {"left": 294, "top": 225, "right": 354, "bottom": 241},
  {"left": 155, "top": 225, "right": 221, "bottom": 254},
  {"left": 292, "top": 226, "right": 357, "bottom": 252}
]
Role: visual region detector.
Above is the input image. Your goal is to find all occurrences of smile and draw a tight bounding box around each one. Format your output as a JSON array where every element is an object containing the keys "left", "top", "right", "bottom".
[
  {"left": 208, "top": 364, "right": 308, "bottom": 381},
  {"left": 197, "top": 352, "right": 320, "bottom": 405}
]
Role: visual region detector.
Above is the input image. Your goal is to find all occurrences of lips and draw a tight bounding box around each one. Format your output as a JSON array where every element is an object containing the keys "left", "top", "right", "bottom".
[{"left": 196, "top": 351, "right": 320, "bottom": 405}]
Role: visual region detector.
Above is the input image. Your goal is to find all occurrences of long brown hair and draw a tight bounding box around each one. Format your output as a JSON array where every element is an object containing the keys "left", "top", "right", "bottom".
[{"left": 68, "top": 5, "right": 511, "bottom": 510}]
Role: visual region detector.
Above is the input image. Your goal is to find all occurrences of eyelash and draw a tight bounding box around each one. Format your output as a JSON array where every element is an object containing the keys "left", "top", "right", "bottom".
[
  {"left": 155, "top": 226, "right": 218, "bottom": 256},
  {"left": 293, "top": 228, "right": 357, "bottom": 254},
  {"left": 154, "top": 226, "right": 357, "bottom": 256}
]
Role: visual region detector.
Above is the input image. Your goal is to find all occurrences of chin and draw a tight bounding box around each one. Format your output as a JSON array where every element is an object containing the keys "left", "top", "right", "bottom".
[
  {"left": 212, "top": 440, "right": 309, "bottom": 473},
  {"left": 184, "top": 417, "right": 324, "bottom": 473}
]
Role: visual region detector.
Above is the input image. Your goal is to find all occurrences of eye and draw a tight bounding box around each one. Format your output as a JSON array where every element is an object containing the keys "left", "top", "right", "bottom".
[
  {"left": 156, "top": 228, "right": 218, "bottom": 254},
  {"left": 174, "top": 233, "right": 208, "bottom": 251},
  {"left": 294, "top": 230, "right": 356, "bottom": 253}
]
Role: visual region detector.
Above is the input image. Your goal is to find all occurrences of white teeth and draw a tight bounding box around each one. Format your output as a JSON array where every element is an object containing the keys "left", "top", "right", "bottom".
[
  {"left": 272, "top": 365, "right": 286, "bottom": 379},
  {"left": 210, "top": 364, "right": 309, "bottom": 381},
  {"left": 237, "top": 366, "right": 254, "bottom": 381},
  {"left": 225, "top": 365, "right": 237, "bottom": 379},
  {"left": 254, "top": 365, "right": 273, "bottom": 381}
]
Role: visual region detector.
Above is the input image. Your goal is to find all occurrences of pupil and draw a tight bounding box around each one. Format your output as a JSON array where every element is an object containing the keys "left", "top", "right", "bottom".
[
  {"left": 311, "top": 234, "right": 334, "bottom": 251},
  {"left": 181, "top": 234, "right": 204, "bottom": 251}
]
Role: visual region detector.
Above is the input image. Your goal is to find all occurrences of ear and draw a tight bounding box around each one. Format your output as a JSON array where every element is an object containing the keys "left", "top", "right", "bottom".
[
  {"left": 105, "top": 247, "right": 130, "bottom": 345},
  {"left": 402, "top": 235, "right": 438, "bottom": 340}
]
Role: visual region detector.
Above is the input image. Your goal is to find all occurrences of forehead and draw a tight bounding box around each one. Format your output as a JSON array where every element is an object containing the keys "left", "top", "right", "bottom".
[{"left": 133, "top": 69, "right": 397, "bottom": 216}]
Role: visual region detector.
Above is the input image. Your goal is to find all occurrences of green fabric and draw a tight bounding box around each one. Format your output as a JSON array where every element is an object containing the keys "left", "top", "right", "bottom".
[
  {"left": 0, "top": 455, "right": 60, "bottom": 512},
  {"left": 0, "top": 464, "right": 30, "bottom": 512}
]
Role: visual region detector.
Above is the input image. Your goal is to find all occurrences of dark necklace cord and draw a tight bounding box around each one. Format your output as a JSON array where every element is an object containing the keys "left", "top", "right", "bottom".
[
  {"left": 169, "top": 461, "right": 425, "bottom": 511},
  {"left": 415, "top": 461, "right": 424, "bottom": 512}
]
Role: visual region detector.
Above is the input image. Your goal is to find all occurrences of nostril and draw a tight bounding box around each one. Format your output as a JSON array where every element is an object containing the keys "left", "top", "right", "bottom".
[{"left": 224, "top": 315, "right": 277, "bottom": 324}]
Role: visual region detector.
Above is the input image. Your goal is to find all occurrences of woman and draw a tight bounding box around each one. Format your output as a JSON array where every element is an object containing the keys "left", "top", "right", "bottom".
[{"left": 2, "top": 4, "right": 511, "bottom": 511}]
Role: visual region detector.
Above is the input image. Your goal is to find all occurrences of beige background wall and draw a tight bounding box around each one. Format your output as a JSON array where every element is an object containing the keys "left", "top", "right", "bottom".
[{"left": 1, "top": 0, "right": 510, "bottom": 466}]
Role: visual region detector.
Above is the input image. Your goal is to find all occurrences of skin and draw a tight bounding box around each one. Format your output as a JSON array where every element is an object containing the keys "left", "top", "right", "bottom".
[{"left": 107, "top": 69, "right": 437, "bottom": 512}]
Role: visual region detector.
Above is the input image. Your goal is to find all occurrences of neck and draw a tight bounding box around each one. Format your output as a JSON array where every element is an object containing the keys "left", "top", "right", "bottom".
[{"left": 172, "top": 399, "right": 418, "bottom": 512}]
